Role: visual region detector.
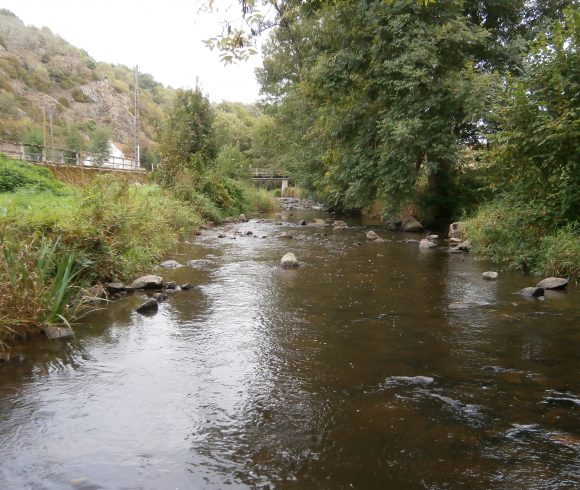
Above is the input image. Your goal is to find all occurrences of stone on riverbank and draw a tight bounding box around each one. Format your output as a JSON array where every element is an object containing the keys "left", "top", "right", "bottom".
[
  {"left": 519, "top": 287, "right": 544, "bottom": 298},
  {"left": 483, "top": 271, "right": 498, "bottom": 280},
  {"left": 455, "top": 240, "right": 472, "bottom": 253},
  {"left": 449, "top": 222, "right": 465, "bottom": 240},
  {"left": 44, "top": 324, "right": 74, "bottom": 339},
  {"left": 136, "top": 299, "right": 159, "bottom": 314},
  {"left": 280, "top": 252, "right": 299, "bottom": 268},
  {"left": 402, "top": 216, "right": 424, "bottom": 232},
  {"left": 105, "top": 282, "right": 126, "bottom": 294},
  {"left": 130, "top": 275, "right": 164, "bottom": 290},
  {"left": 536, "top": 277, "right": 568, "bottom": 290},
  {"left": 239, "top": 213, "right": 249, "bottom": 222}
]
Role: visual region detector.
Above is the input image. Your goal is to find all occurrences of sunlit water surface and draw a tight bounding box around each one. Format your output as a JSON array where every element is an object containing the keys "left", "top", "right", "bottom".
[{"left": 1, "top": 211, "right": 579, "bottom": 489}]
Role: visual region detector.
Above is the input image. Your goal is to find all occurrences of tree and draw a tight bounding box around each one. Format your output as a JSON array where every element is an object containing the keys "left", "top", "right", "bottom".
[
  {"left": 89, "top": 127, "right": 111, "bottom": 166},
  {"left": 158, "top": 88, "right": 216, "bottom": 183}
]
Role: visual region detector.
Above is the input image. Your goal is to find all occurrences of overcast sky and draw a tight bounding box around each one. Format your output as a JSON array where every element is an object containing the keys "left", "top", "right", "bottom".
[{"left": 0, "top": 0, "right": 263, "bottom": 103}]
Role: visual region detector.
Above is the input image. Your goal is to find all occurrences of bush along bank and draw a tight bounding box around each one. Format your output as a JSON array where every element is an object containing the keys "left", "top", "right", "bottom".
[{"left": 0, "top": 155, "right": 277, "bottom": 355}]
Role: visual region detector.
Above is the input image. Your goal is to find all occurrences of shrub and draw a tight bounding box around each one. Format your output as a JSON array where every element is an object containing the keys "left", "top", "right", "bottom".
[{"left": 0, "top": 154, "right": 69, "bottom": 194}]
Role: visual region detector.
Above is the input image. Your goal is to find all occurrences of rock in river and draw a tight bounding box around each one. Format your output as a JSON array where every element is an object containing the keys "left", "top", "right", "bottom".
[
  {"left": 536, "top": 277, "right": 568, "bottom": 290},
  {"left": 419, "top": 239, "right": 437, "bottom": 249},
  {"left": 483, "top": 271, "right": 498, "bottom": 280},
  {"left": 160, "top": 260, "right": 183, "bottom": 269},
  {"left": 280, "top": 252, "right": 299, "bottom": 268},
  {"left": 401, "top": 216, "right": 424, "bottom": 232},
  {"left": 136, "top": 299, "right": 159, "bottom": 314},
  {"left": 519, "top": 287, "right": 544, "bottom": 298},
  {"left": 130, "top": 275, "right": 164, "bottom": 290},
  {"left": 366, "top": 230, "right": 381, "bottom": 241}
]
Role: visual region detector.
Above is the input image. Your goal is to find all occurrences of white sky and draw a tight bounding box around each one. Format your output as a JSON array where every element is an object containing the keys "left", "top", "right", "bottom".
[{"left": 0, "top": 0, "right": 263, "bottom": 103}]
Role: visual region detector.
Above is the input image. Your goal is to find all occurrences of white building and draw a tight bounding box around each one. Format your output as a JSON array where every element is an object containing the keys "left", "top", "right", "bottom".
[{"left": 83, "top": 141, "right": 139, "bottom": 169}]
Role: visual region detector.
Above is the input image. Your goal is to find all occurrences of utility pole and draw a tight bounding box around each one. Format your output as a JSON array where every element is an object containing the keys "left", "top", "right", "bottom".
[
  {"left": 42, "top": 107, "right": 47, "bottom": 161},
  {"left": 134, "top": 65, "right": 141, "bottom": 169}
]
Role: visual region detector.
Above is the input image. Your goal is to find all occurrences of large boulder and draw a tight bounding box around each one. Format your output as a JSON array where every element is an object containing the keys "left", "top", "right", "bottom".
[
  {"left": 448, "top": 222, "right": 465, "bottom": 240},
  {"left": 536, "top": 277, "right": 568, "bottom": 290},
  {"left": 130, "top": 275, "right": 164, "bottom": 290},
  {"left": 366, "top": 230, "right": 381, "bottom": 241},
  {"left": 401, "top": 216, "right": 424, "bottom": 232},
  {"left": 280, "top": 252, "right": 299, "bottom": 268}
]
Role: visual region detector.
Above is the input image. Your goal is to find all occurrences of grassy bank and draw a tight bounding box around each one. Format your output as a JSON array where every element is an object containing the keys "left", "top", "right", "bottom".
[
  {"left": 0, "top": 155, "right": 277, "bottom": 353},
  {"left": 464, "top": 200, "right": 580, "bottom": 281}
]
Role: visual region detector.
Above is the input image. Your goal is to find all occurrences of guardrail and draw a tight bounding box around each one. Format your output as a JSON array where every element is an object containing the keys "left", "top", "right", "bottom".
[
  {"left": 0, "top": 140, "right": 144, "bottom": 172},
  {"left": 250, "top": 168, "right": 291, "bottom": 179}
]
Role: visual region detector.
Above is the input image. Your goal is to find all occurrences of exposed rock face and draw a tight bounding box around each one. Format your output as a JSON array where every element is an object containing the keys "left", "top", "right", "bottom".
[
  {"left": 483, "top": 271, "right": 498, "bottom": 280},
  {"left": 130, "top": 275, "right": 164, "bottom": 290},
  {"left": 160, "top": 260, "right": 183, "bottom": 269},
  {"left": 280, "top": 252, "right": 299, "bottom": 268},
  {"left": 536, "top": 277, "right": 568, "bottom": 290},
  {"left": 519, "top": 287, "right": 545, "bottom": 297},
  {"left": 136, "top": 299, "right": 159, "bottom": 313},
  {"left": 366, "top": 230, "right": 381, "bottom": 241},
  {"left": 419, "top": 239, "right": 437, "bottom": 249},
  {"left": 401, "top": 216, "right": 424, "bottom": 232},
  {"left": 449, "top": 222, "right": 465, "bottom": 240}
]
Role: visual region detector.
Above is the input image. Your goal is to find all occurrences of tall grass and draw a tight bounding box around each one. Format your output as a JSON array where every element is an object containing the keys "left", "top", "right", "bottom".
[{"left": 465, "top": 200, "right": 580, "bottom": 281}]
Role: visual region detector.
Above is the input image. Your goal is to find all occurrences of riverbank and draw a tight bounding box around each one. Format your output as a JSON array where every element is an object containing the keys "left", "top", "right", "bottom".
[{"left": 0, "top": 155, "right": 277, "bottom": 354}]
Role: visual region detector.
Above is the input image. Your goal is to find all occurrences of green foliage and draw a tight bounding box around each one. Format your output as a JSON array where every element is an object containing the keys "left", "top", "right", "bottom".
[
  {"left": 215, "top": 144, "right": 251, "bottom": 179},
  {"left": 88, "top": 127, "right": 111, "bottom": 165},
  {"left": 466, "top": 199, "right": 579, "bottom": 280},
  {"left": 485, "top": 7, "right": 580, "bottom": 224},
  {"left": 71, "top": 88, "right": 91, "bottom": 103},
  {"left": 0, "top": 154, "right": 68, "bottom": 194},
  {"left": 159, "top": 88, "right": 216, "bottom": 182}
]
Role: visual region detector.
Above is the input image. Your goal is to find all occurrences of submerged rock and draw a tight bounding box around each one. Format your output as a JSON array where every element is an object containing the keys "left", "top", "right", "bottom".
[
  {"left": 280, "top": 252, "right": 299, "bottom": 268},
  {"left": 384, "top": 375, "right": 434, "bottom": 387},
  {"left": 136, "top": 299, "right": 158, "bottom": 314},
  {"left": 130, "top": 275, "right": 164, "bottom": 290},
  {"left": 160, "top": 260, "right": 183, "bottom": 269},
  {"left": 536, "top": 277, "right": 568, "bottom": 290},
  {"left": 180, "top": 283, "right": 193, "bottom": 290},
  {"left": 519, "top": 286, "right": 545, "bottom": 298},
  {"left": 278, "top": 232, "right": 293, "bottom": 239},
  {"left": 419, "top": 239, "right": 437, "bottom": 249},
  {"left": 483, "top": 271, "right": 498, "bottom": 280}
]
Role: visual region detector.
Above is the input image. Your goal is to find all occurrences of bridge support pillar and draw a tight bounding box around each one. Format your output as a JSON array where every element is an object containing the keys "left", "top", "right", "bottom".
[{"left": 281, "top": 179, "right": 289, "bottom": 196}]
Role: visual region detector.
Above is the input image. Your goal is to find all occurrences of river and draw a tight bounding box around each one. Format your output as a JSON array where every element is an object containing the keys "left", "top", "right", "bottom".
[{"left": 0, "top": 206, "right": 579, "bottom": 489}]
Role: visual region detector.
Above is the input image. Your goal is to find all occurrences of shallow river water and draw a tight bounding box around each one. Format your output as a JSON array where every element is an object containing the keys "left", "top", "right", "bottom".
[{"left": 0, "top": 209, "right": 579, "bottom": 489}]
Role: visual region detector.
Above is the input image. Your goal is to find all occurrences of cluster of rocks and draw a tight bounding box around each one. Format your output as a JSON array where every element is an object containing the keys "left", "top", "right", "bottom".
[{"left": 278, "top": 197, "right": 324, "bottom": 211}]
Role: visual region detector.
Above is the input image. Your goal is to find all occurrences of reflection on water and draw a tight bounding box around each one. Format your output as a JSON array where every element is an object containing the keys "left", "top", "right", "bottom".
[{"left": 0, "top": 213, "right": 578, "bottom": 489}]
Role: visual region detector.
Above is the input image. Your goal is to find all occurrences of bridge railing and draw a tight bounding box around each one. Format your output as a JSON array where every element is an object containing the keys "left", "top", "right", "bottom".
[
  {"left": 250, "top": 168, "right": 291, "bottom": 179},
  {"left": 0, "top": 140, "right": 144, "bottom": 172}
]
